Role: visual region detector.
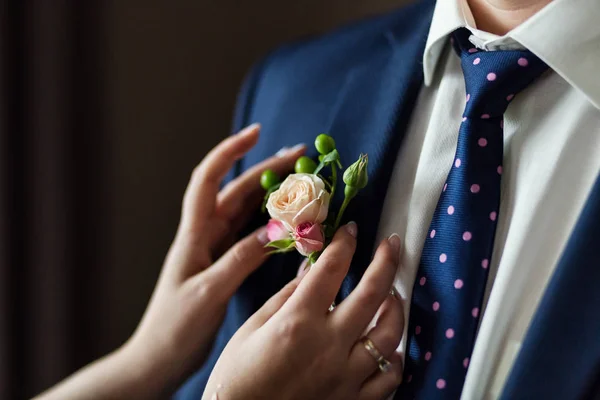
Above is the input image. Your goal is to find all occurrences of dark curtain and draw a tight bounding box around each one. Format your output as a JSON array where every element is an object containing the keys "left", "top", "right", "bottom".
[{"left": 0, "top": 1, "right": 109, "bottom": 398}]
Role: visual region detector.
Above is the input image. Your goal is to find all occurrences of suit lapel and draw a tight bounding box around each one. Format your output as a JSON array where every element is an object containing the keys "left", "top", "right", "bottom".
[
  {"left": 326, "top": 6, "right": 434, "bottom": 299},
  {"left": 500, "top": 173, "right": 600, "bottom": 399}
]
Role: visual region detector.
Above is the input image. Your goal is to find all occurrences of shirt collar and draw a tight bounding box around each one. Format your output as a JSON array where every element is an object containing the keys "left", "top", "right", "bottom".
[{"left": 423, "top": 0, "right": 600, "bottom": 109}]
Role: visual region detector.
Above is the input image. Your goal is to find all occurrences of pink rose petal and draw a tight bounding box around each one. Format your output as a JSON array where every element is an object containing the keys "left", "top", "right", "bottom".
[
  {"left": 293, "top": 222, "right": 324, "bottom": 256},
  {"left": 267, "top": 219, "right": 289, "bottom": 242}
]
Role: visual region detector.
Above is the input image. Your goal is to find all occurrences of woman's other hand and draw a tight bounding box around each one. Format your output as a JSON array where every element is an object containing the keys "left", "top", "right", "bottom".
[
  {"left": 125, "top": 124, "right": 306, "bottom": 394},
  {"left": 36, "top": 124, "right": 306, "bottom": 399}
]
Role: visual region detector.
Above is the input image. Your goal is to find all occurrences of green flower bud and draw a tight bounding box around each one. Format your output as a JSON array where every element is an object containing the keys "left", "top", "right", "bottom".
[
  {"left": 343, "top": 154, "right": 368, "bottom": 190},
  {"left": 344, "top": 185, "right": 358, "bottom": 199},
  {"left": 260, "top": 169, "right": 279, "bottom": 190},
  {"left": 315, "top": 134, "right": 336, "bottom": 155},
  {"left": 294, "top": 156, "right": 317, "bottom": 174}
]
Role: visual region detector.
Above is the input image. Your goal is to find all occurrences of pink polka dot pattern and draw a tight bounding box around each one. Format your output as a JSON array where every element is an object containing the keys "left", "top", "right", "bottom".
[{"left": 400, "top": 29, "right": 549, "bottom": 397}]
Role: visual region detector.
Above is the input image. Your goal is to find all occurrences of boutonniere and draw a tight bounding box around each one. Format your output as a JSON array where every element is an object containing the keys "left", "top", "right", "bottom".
[{"left": 260, "top": 133, "right": 368, "bottom": 266}]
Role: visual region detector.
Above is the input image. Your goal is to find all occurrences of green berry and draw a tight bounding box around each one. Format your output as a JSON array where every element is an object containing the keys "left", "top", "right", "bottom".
[
  {"left": 294, "top": 156, "right": 317, "bottom": 174},
  {"left": 260, "top": 169, "right": 279, "bottom": 190},
  {"left": 315, "top": 134, "right": 336, "bottom": 155}
]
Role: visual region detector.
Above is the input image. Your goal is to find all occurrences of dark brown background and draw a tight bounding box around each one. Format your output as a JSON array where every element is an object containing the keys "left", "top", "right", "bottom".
[{"left": 0, "top": 1, "right": 411, "bottom": 397}]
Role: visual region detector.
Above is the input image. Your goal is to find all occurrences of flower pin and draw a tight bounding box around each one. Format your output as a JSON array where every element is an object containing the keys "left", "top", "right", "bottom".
[{"left": 260, "top": 133, "right": 368, "bottom": 266}]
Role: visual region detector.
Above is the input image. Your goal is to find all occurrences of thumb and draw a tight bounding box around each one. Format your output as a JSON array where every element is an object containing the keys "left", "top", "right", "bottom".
[{"left": 199, "top": 226, "right": 271, "bottom": 301}]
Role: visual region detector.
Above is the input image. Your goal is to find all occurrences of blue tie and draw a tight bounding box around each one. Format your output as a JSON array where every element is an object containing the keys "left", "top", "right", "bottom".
[{"left": 396, "top": 28, "right": 548, "bottom": 399}]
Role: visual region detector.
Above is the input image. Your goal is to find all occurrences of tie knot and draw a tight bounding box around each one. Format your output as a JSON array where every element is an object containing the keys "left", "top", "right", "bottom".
[{"left": 452, "top": 28, "right": 548, "bottom": 118}]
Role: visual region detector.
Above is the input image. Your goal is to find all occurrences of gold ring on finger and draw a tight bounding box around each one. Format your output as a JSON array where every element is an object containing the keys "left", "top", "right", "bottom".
[{"left": 360, "top": 337, "right": 392, "bottom": 373}]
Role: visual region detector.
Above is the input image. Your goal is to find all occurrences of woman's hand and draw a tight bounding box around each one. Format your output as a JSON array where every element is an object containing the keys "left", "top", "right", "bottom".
[
  {"left": 204, "top": 223, "right": 405, "bottom": 400},
  {"left": 36, "top": 124, "right": 306, "bottom": 399},
  {"left": 125, "top": 124, "right": 306, "bottom": 394}
]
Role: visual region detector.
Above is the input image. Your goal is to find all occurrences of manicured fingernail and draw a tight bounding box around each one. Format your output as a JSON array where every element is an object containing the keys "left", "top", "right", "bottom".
[
  {"left": 388, "top": 233, "right": 402, "bottom": 253},
  {"left": 257, "top": 226, "right": 270, "bottom": 245},
  {"left": 275, "top": 147, "right": 289, "bottom": 157},
  {"left": 275, "top": 143, "right": 305, "bottom": 157},
  {"left": 238, "top": 123, "right": 261, "bottom": 137},
  {"left": 390, "top": 286, "right": 400, "bottom": 300},
  {"left": 345, "top": 221, "right": 358, "bottom": 238}
]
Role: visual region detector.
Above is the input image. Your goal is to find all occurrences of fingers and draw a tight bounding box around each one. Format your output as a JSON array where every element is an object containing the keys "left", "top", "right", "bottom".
[
  {"left": 196, "top": 225, "right": 270, "bottom": 298},
  {"left": 180, "top": 124, "right": 260, "bottom": 233},
  {"left": 348, "top": 294, "right": 404, "bottom": 379},
  {"left": 332, "top": 234, "right": 401, "bottom": 340},
  {"left": 357, "top": 351, "right": 403, "bottom": 400},
  {"left": 286, "top": 222, "right": 358, "bottom": 313},
  {"left": 214, "top": 144, "right": 306, "bottom": 232},
  {"left": 244, "top": 277, "right": 301, "bottom": 331}
]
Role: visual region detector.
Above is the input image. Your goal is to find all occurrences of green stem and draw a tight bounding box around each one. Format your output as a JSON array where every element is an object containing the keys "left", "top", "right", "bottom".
[
  {"left": 330, "top": 164, "right": 337, "bottom": 200},
  {"left": 317, "top": 174, "right": 333, "bottom": 191},
  {"left": 334, "top": 195, "right": 352, "bottom": 230}
]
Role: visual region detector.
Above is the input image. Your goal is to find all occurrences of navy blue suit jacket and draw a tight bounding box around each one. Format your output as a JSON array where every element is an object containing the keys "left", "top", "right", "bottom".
[{"left": 177, "top": 1, "right": 600, "bottom": 398}]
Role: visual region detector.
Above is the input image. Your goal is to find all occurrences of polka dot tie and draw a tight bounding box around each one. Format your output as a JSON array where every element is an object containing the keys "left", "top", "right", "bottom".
[{"left": 396, "top": 28, "right": 548, "bottom": 399}]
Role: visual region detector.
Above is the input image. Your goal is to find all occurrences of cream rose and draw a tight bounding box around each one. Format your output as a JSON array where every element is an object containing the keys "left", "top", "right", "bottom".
[{"left": 266, "top": 173, "right": 330, "bottom": 230}]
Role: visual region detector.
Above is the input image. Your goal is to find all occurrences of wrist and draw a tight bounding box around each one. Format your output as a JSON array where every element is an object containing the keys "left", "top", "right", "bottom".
[
  {"left": 115, "top": 338, "right": 177, "bottom": 398},
  {"left": 33, "top": 341, "right": 173, "bottom": 400}
]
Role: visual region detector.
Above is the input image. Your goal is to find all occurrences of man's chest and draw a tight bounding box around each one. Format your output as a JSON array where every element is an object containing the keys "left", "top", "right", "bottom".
[{"left": 375, "top": 49, "right": 600, "bottom": 398}]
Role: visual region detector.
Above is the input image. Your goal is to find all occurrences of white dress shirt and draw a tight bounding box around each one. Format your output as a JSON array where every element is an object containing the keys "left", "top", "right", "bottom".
[{"left": 376, "top": 0, "right": 600, "bottom": 398}]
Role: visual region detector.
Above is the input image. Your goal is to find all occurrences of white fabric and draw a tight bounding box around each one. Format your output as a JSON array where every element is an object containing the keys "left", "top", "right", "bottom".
[{"left": 377, "top": 0, "right": 600, "bottom": 398}]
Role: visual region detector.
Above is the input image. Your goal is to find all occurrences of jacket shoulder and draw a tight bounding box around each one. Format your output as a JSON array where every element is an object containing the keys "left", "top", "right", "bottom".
[{"left": 266, "top": 0, "right": 435, "bottom": 72}]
